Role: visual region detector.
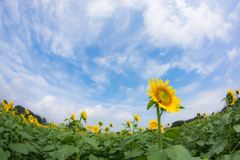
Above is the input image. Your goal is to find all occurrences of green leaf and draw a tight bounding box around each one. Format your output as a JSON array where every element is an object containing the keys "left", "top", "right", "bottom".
[
  {"left": 148, "top": 145, "right": 192, "bottom": 160},
  {"left": 43, "top": 145, "right": 56, "bottom": 151},
  {"left": 233, "top": 124, "right": 240, "bottom": 132},
  {"left": 89, "top": 153, "right": 105, "bottom": 160},
  {"left": 9, "top": 143, "right": 28, "bottom": 155},
  {"left": 104, "top": 140, "right": 112, "bottom": 147},
  {"left": 204, "top": 140, "right": 228, "bottom": 159},
  {"left": 147, "top": 100, "right": 154, "bottom": 111},
  {"left": 17, "top": 131, "right": 34, "bottom": 140},
  {"left": 179, "top": 106, "right": 185, "bottom": 109},
  {"left": 141, "top": 129, "right": 158, "bottom": 139},
  {"left": 64, "top": 119, "right": 68, "bottom": 121},
  {"left": 0, "top": 147, "right": 11, "bottom": 160},
  {"left": 63, "top": 136, "right": 75, "bottom": 144},
  {"left": 56, "top": 145, "right": 79, "bottom": 160},
  {"left": 222, "top": 111, "right": 232, "bottom": 124},
  {"left": 164, "top": 129, "right": 180, "bottom": 141},
  {"left": 219, "top": 150, "right": 240, "bottom": 160},
  {"left": 81, "top": 136, "right": 99, "bottom": 149},
  {"left": 0, "top": 127, "right": 4, "bottom": 133},
  {"left": 124, "top": 148, "right": 144, "bottom": 159},
  {"left": 196, "top": 140, "right": 205, "bottom": 146}
]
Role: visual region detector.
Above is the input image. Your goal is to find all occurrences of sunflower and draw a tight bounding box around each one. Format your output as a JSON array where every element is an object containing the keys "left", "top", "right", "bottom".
[
  {"left": 236, "top": 89, "right": 239, "bottom": 95},
  {"left": 71, "top": 113, "right": 75, "bottom": 120},
  {"left": 110, "top": 122, "right": 113, "bottom": 128},
  {"left": 139, "top": 126, "right": 143, "bottom": 131},
  {"left": 161, "top": 128, "right": 164, "bottom": 133},
  {"left": 25, "top": 109, "right": 29, "bottom": 115},
  {"left": 86, "top": 125, "right": 91, "bottom": 130},
  {"left": 134, "top": 114, "right": 140, "bottom": 122},
  {"left": 204, "top": 112, "right": 207, "bottom": 116},
  {"left": 34, "top": 118, "right": 38, "bottom": 123},
  {"left": 98, "top": 121, "right": 103, "bottom": 126},
  {"left": 104, "top": 126, "right": 109, "bottom": 132},
  {"left": 146, "top": 78, "right": 181, "bottom": 113},
  {"left": 149, "top": 120, "right": 158, "bottom": 129},
  {"left": 127, "top": 119, "right": 132, "bottom": 128},
  {"left": 92, "top": 126, "right": 99, "bottom": 132},
  {"left": 168, "top": 122, "right": 171, "bottom": 126},
  {"left": 28, "top": 115, "right": 34, "bottom": 123},
  {"left": 129, "top": 131, "right": 133, "bottom": 135},
  {"left": 227, "top": 89, "right": 236, "bottom": 105},
  {"left": 81, "top": 111, "right": 87, "bottom": 120}
]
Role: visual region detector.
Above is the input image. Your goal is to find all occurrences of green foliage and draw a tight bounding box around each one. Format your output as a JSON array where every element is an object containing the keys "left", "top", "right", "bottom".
[{"left": 0, "top": 94, "right": 239, "bottom": 159}]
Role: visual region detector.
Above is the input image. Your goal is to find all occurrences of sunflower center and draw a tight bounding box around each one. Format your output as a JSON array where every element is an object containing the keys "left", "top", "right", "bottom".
[
  {"left": 156, "top": 88, "right": 172, "bottom": 106},
  {"left": 152, "top": 123, "right": 157, "bottom": 127}
]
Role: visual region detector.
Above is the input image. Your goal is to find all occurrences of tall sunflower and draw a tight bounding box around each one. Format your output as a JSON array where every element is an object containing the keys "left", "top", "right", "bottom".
[
  {"left": 149, "top": 120, "right": 158, "bottom": 130},
  {"left": 92, "top": 126, "right": 99, "bottom": 133},
  {"left": 227, "top": 89, "right": 236, "bottom": 106},
  {"left": 86, "top": 125, "right": 91, "bottom": 130},
  {"left": 71, "top": 113, "right": 75, "bottom": 120},
  {"left": 127, "top": 119, "right": 132, "bottom": 128},
  {"left": 146, "top": 78, "right": 181, "bottom": 113},
  {"left": 98, "top": 121, "right": 103, "bottom": 126},
  {"left": 134, "top": 114, "right": 140, "bottom": 122}
]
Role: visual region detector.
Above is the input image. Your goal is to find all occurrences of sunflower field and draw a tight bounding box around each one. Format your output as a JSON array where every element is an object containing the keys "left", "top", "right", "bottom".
[{"left": 0, "top": 82, "right": 240, "bottom": 159}]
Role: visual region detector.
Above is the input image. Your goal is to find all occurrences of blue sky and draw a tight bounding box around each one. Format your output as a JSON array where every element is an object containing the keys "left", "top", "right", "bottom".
[{"left": 1, "top": 0, "right": 240, "bottom": 132}]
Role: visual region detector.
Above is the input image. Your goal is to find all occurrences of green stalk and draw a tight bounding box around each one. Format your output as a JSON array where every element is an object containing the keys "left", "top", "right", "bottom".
[
  {"left": 132, "top": 120, "right": 135, "bottom": 149},
  {"left": 156, "top": 106, "right": 163, "bottom": 150},
  {"left": 67, "top": 119, "right": 70, "bottom": 132}
]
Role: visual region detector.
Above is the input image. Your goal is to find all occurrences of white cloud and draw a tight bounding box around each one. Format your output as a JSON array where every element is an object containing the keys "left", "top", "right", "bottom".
[
  {"left": 86, "top": 0, "right": 115, "bottom": 18},
  {"left": 141, "top": 60, "right": 170, "bottom": 79},
  {"left": 213, "top": 76, "right": 220, "bottom": 82},
  {"left": 226, "top": 79, "right": 233, "bottom": 84},
  {"left": 91, "top": 72, "right": 109, "bottom": 83},
  {"left": 143, "top": 1, "right": 231, "bottom": 48},
  {"left": 227, "top": 47, "right": 239, "bottom": 61},
  {"left": 177, "top": 82, "right": 200, "bottom": 94}
]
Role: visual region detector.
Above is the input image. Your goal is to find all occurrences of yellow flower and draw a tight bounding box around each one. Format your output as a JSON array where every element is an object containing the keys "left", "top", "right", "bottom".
[
  {"left": 146, "top": 78, "right": 181, "bottom": 114},
  {"left": 86, "top": 125, "right": 91, "bottom": 130},
  {"left": 25, "top": 109, "right": 29, "bottom": 115},
  {"left": 168, "top": 122, "right": 170, "bottom": 126},
  {"left": 161, "top": 124, "right": 165, "bottom": 128},
  {"left": 149, "top": 120, "right": 158, "bottom": 129},
  {"left": 34, "top": 118, "right": 38, "bottom": 123},
  {"left": 98, "top": 121, "right": 103, "bottom": 126},
  {"left": 107, "top": 131, "right": 109, "bottom": 134},
  {"left": 184, "top": 122, "right": 187, "bottom": 125},
  {"left": 236, "top": 89, "right": 239, "bottom": 95},
  {"left": 129, "top": 131, "right": 133, "bottom": 135},
  {"left": 104, "top": 126, "right": 109, "bottom": 131},
  {"left": 81, "top": 111, "right": 87, "bottom": 120},
  {"left": 76, "top": 128, "right": 79, "bottom": 131},
  {"left": 206, "top": 115, "right": 208, "bottom": 119},
  {"left": 204, "top": 112, "right": 207, "bottom": 116},
  {"left": 161, "top": 128, "right": 164, "bottom": 133},
  {"left": 92, "top": 126, "right": 99, "bottom": 132},
  {"left": 8, "top": 100, "right": 13, "bottom": 109},
  {"left": 110, "top": 122, "right": 113, "bottom": 128},
  {"left": 146, "top": 127, "right": 149, "bottom": 130},
  {"left": 1, "top": 100, "right": 6, "bottom": 105},
  {"left": 12, "top": 111, "right": 15, "bottom": 114},
  {"left": 71, "top": 113, "right": 75, "bottom": 120},
  {"left": 139, "top": 126, "right": 143, "bottom": 131},
  {"left": 134, "top": 114, "right": 141, "bottom": 122},
  {"left": 28, "top": 115, "right": 34, "bottom": 123},
  {"left": 227, "top": 89, "right": 236, "bottom": 105},
  {"left": 127, "top": 119, "right": 132, "bottom": 128}
]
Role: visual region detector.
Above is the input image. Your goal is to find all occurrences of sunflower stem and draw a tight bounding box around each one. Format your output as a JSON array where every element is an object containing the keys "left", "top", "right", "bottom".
[{"left": 156, "top": 106, "right": 163, "bottom": 150}]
